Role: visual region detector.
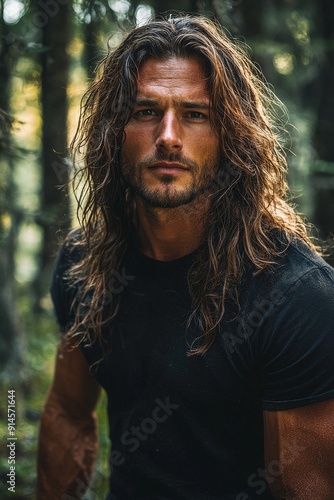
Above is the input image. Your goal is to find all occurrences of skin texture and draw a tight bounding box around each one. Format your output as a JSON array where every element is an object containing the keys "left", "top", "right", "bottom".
[
  {"left": 122, "top": 56, "right": 220, "bottom": 261},
  {"left": 37, "top": 56, "right": 334, "bottom": 499},
  {"left": 36, "top": 342, "right": 100, "bottom": 499},
  {"left": 264, "top": 402, "right": 334, "bottom": 498}
]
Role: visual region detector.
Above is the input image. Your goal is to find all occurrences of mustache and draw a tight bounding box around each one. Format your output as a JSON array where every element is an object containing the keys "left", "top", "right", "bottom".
[{"left": 138, "top": 152, "right": 199, "bottom": 171}]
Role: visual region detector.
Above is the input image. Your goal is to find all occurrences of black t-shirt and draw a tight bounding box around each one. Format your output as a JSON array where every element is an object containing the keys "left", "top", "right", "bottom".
[{"left": 51, "top": 235, "right": 334, "bottom": 500}]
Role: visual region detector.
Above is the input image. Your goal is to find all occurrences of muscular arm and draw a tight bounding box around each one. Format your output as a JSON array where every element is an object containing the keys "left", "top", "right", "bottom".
[
  {"left": 264, "top": 400, "right": 334, "bottom": 499},
  {"left": 37, "top": 339, "right": 101, "bottom": 499}
]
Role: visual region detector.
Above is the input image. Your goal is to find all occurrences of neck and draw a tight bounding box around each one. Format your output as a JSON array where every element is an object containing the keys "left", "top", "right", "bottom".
[{"left": 134, "top": 196, "right": 210, "bottom": 261}]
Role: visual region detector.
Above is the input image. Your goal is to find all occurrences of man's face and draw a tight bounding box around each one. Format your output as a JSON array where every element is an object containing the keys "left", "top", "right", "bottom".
[{"left": 121, "top": 56, "right": 220, "bottom": 209}]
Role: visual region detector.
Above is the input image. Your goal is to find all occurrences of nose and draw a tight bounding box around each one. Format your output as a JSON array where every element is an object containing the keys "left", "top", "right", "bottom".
[{"left": 155, "top": 112, "right": 183, "bottom": 152}]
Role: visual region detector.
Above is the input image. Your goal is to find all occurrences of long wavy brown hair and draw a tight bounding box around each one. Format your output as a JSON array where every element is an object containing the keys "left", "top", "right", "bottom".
[{"left": 66, "top": 13, "right": 317, "bottom": 355}]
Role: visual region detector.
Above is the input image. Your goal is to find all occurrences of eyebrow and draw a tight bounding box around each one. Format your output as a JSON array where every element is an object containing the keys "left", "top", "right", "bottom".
[{"left": 135, "top": 99, "right": 210, "bottom": 109}]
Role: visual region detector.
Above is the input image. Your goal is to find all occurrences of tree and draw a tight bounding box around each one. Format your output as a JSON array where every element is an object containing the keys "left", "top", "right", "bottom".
[
  {"left": 311, "top": 0, "right": 334, "bottom": 254},
  {"left": 0, "top": 4, "right": 25, "bottom": 380},
  {"left": 33, "top": 0, "right": 72, "bottom": 304}
]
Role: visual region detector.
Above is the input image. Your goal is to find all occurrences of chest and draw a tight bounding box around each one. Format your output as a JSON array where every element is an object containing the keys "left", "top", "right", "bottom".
[{"left": 92, "top": 272, "right": 261, "bottom": 422}]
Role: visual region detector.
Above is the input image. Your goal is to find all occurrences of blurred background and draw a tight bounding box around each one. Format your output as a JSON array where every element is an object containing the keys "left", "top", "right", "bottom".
[{"left": 0, "top": 0, "right": 334, "bottom": 497}]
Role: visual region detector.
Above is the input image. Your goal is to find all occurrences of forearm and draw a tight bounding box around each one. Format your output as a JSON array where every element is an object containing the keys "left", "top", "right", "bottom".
[
  {"left": 37, "top": 401, "right": 99, "bottom": 499},
  {"left": 269, "top": 474, "right": 333, "bottom": 500}
]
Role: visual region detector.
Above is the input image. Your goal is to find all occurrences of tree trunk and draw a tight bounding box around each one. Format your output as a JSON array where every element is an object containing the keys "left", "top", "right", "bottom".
[
  {"left": 0, "top": 5, "right": 25, "bottom": 381},
  {"left": 312, "top": 0, "right": 334, "bottom": 260},
  {"left": 35, "top": 0, "right": 72, "bottom": 304},
  {"left": 82, "top": 0, "right": 108, "bottom": 80}
]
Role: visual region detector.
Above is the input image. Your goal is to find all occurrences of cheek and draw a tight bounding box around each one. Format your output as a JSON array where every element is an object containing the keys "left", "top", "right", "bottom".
[
  {"left": 123, "top": 127, "right": 150, "bottom": 156},
  {"left": 123, "top": 132, "right": 138, "bottom": 160},
  {"left": 192, "top": 135, "right": 219, "bottom": 162}
]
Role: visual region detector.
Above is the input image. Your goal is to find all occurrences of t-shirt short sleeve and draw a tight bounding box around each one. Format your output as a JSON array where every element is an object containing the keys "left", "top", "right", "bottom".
[
  {"left": 259, "top": 265, "right": 334, "bottom": 410},
  {"left": 50, "top": 241, "right": 81, "bottom": 331}
]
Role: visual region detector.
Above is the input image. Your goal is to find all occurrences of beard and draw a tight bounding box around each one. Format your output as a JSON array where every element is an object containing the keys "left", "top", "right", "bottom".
[{"left": 121, "top": 151, "right": 218, "bottom": 209}]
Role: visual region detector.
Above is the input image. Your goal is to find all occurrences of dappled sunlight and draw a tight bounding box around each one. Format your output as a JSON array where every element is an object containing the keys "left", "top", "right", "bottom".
[{"left": 1, "top": 2, "right": 334, "bottom": 498}]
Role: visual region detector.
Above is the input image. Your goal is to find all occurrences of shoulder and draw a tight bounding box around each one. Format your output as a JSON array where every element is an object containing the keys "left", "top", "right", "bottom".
[
  {"left": 248, "top": 236, "right": 334, "bottom": 410},
  {"left": 274, "top": 235, "right": 334, "bottom": 303},
  {"left": 60, "top": 227, "right": 85, "bottom": 260},
  {"left": 280, "top": 235, "right": 333, "bottom": 278},
  {"left": 50, "top": 229, "right": 85, "bottom": 329},
  {"left": 234, "top": 233, "right": 334, "bottom": 344},
  {"left": 244, "top": 233, "right": 334, "bottom": 303},
  {"left": 54, "top": 228, "right": 85, "bottom": 276}
]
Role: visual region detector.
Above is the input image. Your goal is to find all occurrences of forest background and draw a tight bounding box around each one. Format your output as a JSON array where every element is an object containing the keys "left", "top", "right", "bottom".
[{"left": 1, "top": 0, "right": 334, "bottom": 497}]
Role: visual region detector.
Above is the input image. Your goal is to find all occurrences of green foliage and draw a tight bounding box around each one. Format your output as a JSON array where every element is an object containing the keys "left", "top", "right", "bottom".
[
  {"left": 0, "top": 0, "right": 334, "bottom": 496},
  {"left": 0, "top": 288, "right": 110, "bottom": 498}
]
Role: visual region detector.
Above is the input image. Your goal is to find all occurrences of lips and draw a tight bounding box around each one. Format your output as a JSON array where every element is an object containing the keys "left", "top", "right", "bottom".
[{"left": 149, "top": 161, "right": 189, "bottom": 174}]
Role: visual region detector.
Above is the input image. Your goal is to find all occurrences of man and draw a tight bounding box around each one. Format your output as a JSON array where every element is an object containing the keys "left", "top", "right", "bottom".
[{"left": 37, "top": 14, "right": 334, "bottom": 499}]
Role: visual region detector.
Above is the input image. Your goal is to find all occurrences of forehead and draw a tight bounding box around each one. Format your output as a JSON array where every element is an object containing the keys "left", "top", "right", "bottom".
[{"left": 136, "top": 56, "right": 210, "bottom": 101}]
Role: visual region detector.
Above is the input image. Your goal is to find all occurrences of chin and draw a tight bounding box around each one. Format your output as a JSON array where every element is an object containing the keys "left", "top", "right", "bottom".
[{"left": 139, "top": 188, "right": 200, "bottom": 209}]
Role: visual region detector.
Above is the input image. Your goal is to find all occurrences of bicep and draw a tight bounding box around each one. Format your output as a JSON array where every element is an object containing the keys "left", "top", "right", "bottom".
[
  {"left": 264, "top": 400, "right": 334, "bottom": 499},
  {"left": 46, "top": 337, "right": 101, "bottom": 418}
]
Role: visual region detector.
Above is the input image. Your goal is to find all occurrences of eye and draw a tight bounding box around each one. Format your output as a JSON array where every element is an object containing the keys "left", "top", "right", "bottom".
[
  {"left": 185, "top": 111, "right": 207, "bottom": 120},
  {"left": 133, "top": 109, "right": 158, "bottom": 120}
]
